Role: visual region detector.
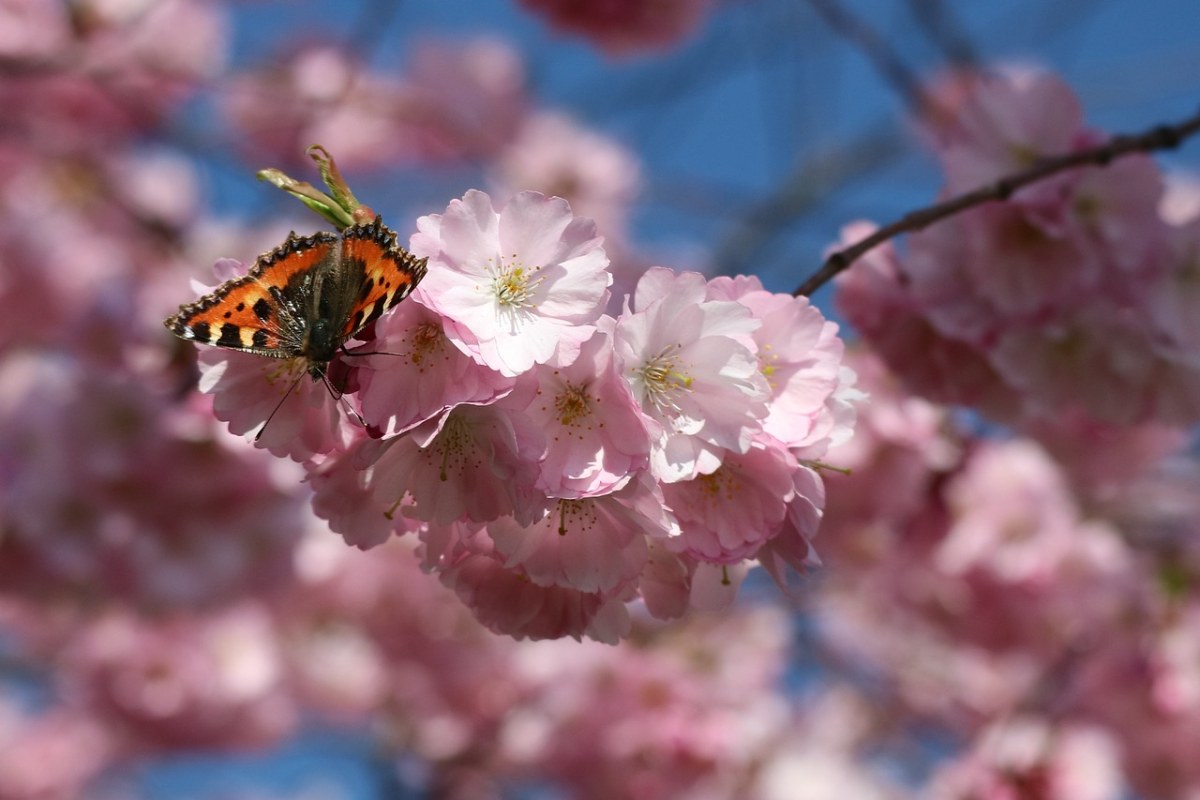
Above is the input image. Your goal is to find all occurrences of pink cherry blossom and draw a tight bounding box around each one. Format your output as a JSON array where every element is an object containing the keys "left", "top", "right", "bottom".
[
  {"left": 943, "top": 201, "right": 1104, "bottom": 317},
  {"left": 307, "top": 437, "right": 412, "bottom": 550},
  {"left": 639, "top": 540, "right": 693, "bottom": 620},
  {"left": 687, "top": 559, "right": 751, "bottom": 612},
  {"left": 1072, "top": 621, "right": 1200, "bottom": 799},
  {"left": 1018, "top": 408, "right": 1187, "bottom": 493},
  {"left": 934, "top": 440, "right": 1122, "bottom": 584},
  {"left": 198, "top": 348, "right": 352, "bottom": 462},
  {"left": 613, "top": 267, "right": 769, "bottom": 482},
  {"left": 1145, "top": 215, "right": 1200, "bottom": 348},
  {"left": 818, "top": 347, "right": 962, "bottom": 543},
  {"left": 354, "top": 298, "right": 515, "bottom": 438},
  {"left": 80, "top": 0, "right": 228, "bottom": 88},
  {"left": 437, "top": 528, "right": 632, "bottom": 643},
  {"left": 506, "top": 607, "right": 792, "bottom": 799},
  {"left": 990, "top": 302, "right": 1200, "bottom": 425},
  {"left": 707, "top": 274, "right": 849, "bottom": 454},
  {"left": 365, "top": 400, "right": 542, "bottom": 525},
  {"left": 486, "top": 474, "right": 675, "bottom": 594},
  {"left": 412, "top": 189, "right": 612, "bottom": 376},
  {"left": 835, "top": 222, "right": 1023, "bottom": 420},
  {"left": 838, "top": 72, "right": 1200, "bottom": 428},
  {"left": 275, "top": 534, "right": 516, "bottom": 728},
  {"left": 755, "top": 466, "right": 826, "bottom": 590},
  {"left": 0, "top": 0, "right": 71, "bottom": 60},
  {"left": 663, "top": 435, "right": 798, "bottom": 564},
  {"left": 223, "top": 39, "right": 526, "bottom": 170},
  {"left": 517, "top": 325, "right": 651, "bottom": 498},
  {"left": 401, "top": 36, "right": 529, "bottom": 161},
  {"left": 934, "top": 70, "right": 1084, "bottom": 198}
]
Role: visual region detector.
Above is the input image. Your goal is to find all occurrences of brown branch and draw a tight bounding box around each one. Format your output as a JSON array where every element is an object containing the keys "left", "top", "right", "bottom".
[{"left": 795, "top": 106, "right": 1200, "bottom": 297}]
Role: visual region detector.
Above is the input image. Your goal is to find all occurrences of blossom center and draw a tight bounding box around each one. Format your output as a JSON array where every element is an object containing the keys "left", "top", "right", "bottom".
[
  {"left": 490, "top": 259, "right": 542, "bottom": 309},
  {"left": 408, "top": 322, "right": 443, "bottom": 367},
  {"left": 759, "top": 342, "right": 779, "bottom": 390},
  {"left": 554, "top": 383, "right": 592, "bottom": 426},
  {"left": 697, "top": 467, "right": 738, "bottom": 503},
  {"left": 426, "top": 413, "right": 472, "bottom": 482},
  {"left": 637, "top": 344, "right": 693, "bottom": 413}
]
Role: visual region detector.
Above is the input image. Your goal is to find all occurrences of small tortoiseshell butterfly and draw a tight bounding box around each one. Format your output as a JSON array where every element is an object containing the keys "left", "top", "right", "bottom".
[{"left": 165, "top": 216, "right": 427, "bottom": 380}]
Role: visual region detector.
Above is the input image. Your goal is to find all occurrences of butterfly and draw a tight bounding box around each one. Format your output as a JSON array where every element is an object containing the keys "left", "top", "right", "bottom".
[{"left": 165, "top": 216, "right": 427, "bottom": 382}]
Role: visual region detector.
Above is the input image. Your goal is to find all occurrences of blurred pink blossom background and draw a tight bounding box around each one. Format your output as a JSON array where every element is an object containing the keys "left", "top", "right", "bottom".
[{"left": 2, "top": 1, "right": 1200, "bottom": 798}]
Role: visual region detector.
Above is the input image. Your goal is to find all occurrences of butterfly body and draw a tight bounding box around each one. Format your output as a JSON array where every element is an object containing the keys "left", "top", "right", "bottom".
[{"left": 165, "top": 217, "right": 427, "bottom": 379}]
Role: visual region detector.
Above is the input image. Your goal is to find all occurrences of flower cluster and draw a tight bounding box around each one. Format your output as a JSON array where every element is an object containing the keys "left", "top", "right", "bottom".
[
  {"left": 199, "top": 189, "right": 856, "bottom": 642},
  {"left": 836, "top": 69, "right": 1200, "bottom": 427}
]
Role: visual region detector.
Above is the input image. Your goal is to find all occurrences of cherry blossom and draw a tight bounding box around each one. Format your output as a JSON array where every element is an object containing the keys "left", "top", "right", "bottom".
[
  {"left": 354, "top": 297, "right": 516, "bottom": 438},
  {"left": 516, "top": 326, "right": 651, "bottom": 498},
  {"left": 0, "top": 352, "right": 303, "bottom": 611},
  {"left": 223, "top": 38, "right": 527, "bottom": 170},
  {"left": 933, "top": 70, "right": 1084, "bottom": 198},
  {"left": 707, "top": 274, "right": 850, "bottom": 454},
  {"left": 613, "top": 267, "right": 769, "bottom": 482},
  {"left": 437, "top": 527, "right": 633, "bottom": 643},
  {"left": 412, "top": 189, "right": 612, "bottom": 377},
  {"left": 927, "top": 718, "right": 1125, "bottom": 800},
  {"left": 663, "top": 434, "right": 798, "bottom": 563},
  {"left": 838, "top": 70, "right": 1200, "bottom": 427},
  {"left": 13, "top": 8, "right": 1200, "bottom": 797},
  {"left": 365, "top": 400, "right": 543, "bottom": 526},
  {"left": 198, "top": 348, "right": 352, "bottom": 461},
  {"left": 486, "top": 474, "right": 675, "bottom": 594}
]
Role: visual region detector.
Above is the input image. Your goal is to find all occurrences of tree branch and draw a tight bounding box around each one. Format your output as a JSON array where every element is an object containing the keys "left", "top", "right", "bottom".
[
  {"left": 713, "top": 122, "right": 906, "bottom": 275},
  {"left": 795, "top": 106, "right": 1200, "bottom": 297},
  {"left": 904, "top": 0, "right": 979, "bottom": 68},
  {"left": 805, "top": 0, "right": 930, "bottom": 115}
]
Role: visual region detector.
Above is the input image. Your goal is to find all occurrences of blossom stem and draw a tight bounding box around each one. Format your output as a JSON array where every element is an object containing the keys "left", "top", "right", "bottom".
[{"left": 796, "top": 106, "right": 1200, "bottom": 297}]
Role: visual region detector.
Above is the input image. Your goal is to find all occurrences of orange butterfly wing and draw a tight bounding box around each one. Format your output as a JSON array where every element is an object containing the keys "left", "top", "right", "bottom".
[
  {"left": 165, "top": 231, "right": 338, "bottom": 355},
  {"left": 338, "top": 217, "right": 429, "bottom": 340}
]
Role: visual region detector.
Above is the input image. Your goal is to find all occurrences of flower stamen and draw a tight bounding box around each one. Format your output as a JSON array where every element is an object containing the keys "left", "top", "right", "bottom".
[
  {"left": 491, "top": 258, "right": 543, "bottom": 309},
  {"left": 554, "top": 383, "right": 591, "bottom": 426},
  {"left": 637, "top": 344, "right": 693, "bottom": 413}
]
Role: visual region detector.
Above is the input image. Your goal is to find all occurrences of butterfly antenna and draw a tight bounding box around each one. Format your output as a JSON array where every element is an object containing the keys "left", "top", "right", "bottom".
[
  {"left": 319, "top": 370, "right": 368, "bottom": 430},
  {"left": 255, "top": 369, "right": 307, "bottom": 442}
]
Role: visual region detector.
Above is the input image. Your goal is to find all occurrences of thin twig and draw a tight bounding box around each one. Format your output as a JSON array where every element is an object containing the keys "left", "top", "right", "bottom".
[
  {"left": 795, "top": 106, "right": 1200, "bottom": 297},
  {"left": 904, "top": 0, "right": 979, "bottom": 67},
  {"left": 713, "top": 121, "right": 906, "bottom": 275},
  {"left": 805, "top": 0, "right": 931, "bottom": 115}
]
